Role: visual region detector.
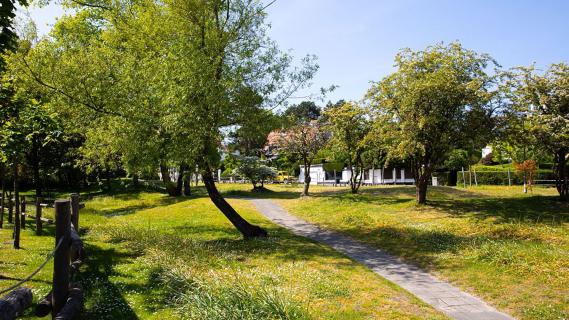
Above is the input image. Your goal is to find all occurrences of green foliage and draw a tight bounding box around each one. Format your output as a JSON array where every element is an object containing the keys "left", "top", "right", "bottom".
[
  {"left": 324, "top": 101, "right": 371, "bottom": 193},
  {"left": 444, "top": 149, "right": 470, "bottom": 170},
  {"left": 283, "top": 101, "right": 321, "bottom": 125},
  {"left": 19, "top": 0, "right": 318, "bottom": 177},
  {"left": 0, "top": 0, "right": 28, "bottom": 69},
  {"left": 233, "top": 156, "right": 277, "bottom": 189},
  {"left": 367, "top": 42, "right": 498, "bottom": 202},
  {"left": 322, "top": 161, "right": 344, "bottom": 172},
  {"left": 502, "top": 63, "right": 569, "bottom": 199},
  {"left": 229, "top": 108, "right": 282, "bottom": 157}
]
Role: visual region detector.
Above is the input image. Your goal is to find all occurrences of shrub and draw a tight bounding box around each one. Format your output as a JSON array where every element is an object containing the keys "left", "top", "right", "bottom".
[
  {"left": 233, "top": 156, "right": 277, "bottom": 190},
  {"left": 456, "top": 170, "right": 556, "bottom": 185},
  {"left": 480, "top": 152, "right": 497, "bottom": 165}
]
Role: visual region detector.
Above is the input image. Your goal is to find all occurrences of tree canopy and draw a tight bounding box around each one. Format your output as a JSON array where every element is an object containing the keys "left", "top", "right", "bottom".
[{"left": 367, "top": 42, "right": 497, "bottom": 204}]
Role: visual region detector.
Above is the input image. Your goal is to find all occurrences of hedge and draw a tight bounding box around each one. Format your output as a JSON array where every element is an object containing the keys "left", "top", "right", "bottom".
[
  {"left": 434, "top": 171, "right": 556, "bottom": 186},
  {"left": 459, "top": 171, "right": 556, "bottom": 186}
]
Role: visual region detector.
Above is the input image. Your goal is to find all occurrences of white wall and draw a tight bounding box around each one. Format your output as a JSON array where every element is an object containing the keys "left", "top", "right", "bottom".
[{"left": 300, "top": 165, "right": 415, "bottom": 185}]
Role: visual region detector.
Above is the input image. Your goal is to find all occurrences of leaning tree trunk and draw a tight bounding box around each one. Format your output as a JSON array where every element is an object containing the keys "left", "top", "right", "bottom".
[
  {"left": 555, "top": 149, "right": 568, "bottom": 201},
  {"left": 202, "top": 168, "right": 267, "bottom": 238},
  {"left": 13, "top": 164, "right": 21, "bottom": 249}
]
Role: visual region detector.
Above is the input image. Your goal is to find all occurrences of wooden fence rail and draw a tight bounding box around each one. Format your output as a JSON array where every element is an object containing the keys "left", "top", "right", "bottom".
[{"left": 0, "top": 194, "right": 86, "bottom": 320}]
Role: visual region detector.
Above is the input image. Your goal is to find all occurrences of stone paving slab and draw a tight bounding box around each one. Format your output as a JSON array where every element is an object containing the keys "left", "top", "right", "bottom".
[{"left": 250, "top": 198, "right": 515, "bottom": 320}]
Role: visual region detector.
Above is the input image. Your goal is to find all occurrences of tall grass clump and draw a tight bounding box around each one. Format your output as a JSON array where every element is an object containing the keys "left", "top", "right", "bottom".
[
  {"left": 156, "top": 267, "right": 310, "bottom": 320},
  {"left": 98, "top": 224, "right": 311, "bottom": 319}
]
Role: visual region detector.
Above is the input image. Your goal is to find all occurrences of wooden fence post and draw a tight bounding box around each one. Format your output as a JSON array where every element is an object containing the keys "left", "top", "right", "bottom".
[
  {"left": 52, "top": 200, "right": 70, "bottom": 318},
  {"left": 20, "top": 196, "right": 25, "bottom": 230},
  {"left": 36, "top": 197, "right": 43, "bottom": 236},
  {"left": 70, "top": 194, "right": 79, "bottom": 232},
  {"left": 461, "top": 167, "right": 466, "bottom": 188}
]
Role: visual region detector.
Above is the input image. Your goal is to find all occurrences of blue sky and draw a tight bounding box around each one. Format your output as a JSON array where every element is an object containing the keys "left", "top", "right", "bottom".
[{"left": 24, "top": 0, "right": 569, "bottom": 103}]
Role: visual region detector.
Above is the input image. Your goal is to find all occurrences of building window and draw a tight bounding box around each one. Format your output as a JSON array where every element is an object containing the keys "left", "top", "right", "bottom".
[{"left": 325, "top": 170, "right": 336, "bottom": 181}]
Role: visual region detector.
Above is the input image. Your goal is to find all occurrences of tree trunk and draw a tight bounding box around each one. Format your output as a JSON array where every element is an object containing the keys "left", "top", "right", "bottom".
[
  {"left": 160, "top": 163, "right": 178, "bottom": 196},
  {"left": 202, "top": 168, "right": 267, "bottom": 238},
  {"left": 416, "top": 177, "right": 428, "bottom": 205},
  {"left": 348, "top": 165, "right": 356, "bottom": 194},
  {"left": 0, "top": 169, "right": 4, "bottom": 229},
  {"left": 132, "top": 174, "right": 139, "bottom": 188},
  {"left": 412, "top": 160, "right": 430, "bottom": 205},
  {"left": 349, "top": 164, "right": 363, "bottom": 194},
  {"left": 8, "top": 191, "right": 13, "bottom": 224},
  {"left": 555, "top": 149, "right": 568, "bottom": 201},
  {"left": 302, "top": 163, "right": 311, "bottom": 196},
  {"left": 32, "top": 139, "right": 42, "bottom": 198},
  {"left": 448, "top": 169, "right": 458, "bottom": 186},
  {"left": 105, "top": 167, "right": 112, "bottom": 191},
  {"left": 175, "top": 163, "right": 185, "bottom": 196},
  {"left": 183, "top": 175, "right": 191, "bottom": 196},
  {"left": 13, "top": 164, "right": 21, "bottom": 249}
]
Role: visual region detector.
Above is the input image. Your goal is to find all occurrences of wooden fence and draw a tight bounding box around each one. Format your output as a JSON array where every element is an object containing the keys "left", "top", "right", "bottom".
[{"left": 0, "top": 194, "right": 86, "bottom": 320}]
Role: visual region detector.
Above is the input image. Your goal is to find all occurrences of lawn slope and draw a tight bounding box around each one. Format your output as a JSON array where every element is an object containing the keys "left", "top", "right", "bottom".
[
  {"left": 0, "top": 188, "right": 445, "bottom": 319},
  {"left": 270, "top": 185, "right": 568, "bottom": 320}
]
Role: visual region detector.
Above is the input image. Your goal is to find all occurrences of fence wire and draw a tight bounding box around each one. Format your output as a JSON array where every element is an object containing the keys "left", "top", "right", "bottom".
[{"left": 0, "top": 237, "right": 64, "bottom": 296}]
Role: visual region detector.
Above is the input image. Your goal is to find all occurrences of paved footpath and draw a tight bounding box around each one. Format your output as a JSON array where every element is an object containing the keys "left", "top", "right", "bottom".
[{"left": 250, "top": 199, "right": 514, "bottom": 320}]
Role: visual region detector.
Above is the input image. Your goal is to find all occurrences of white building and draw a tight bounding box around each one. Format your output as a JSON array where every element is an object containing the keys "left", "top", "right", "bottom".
[
  {"left": 299, "top": 164, "right": 414, "bottom": 185},
  {"left": 482, "top": 146, "right": 493, "bottom": 159}
]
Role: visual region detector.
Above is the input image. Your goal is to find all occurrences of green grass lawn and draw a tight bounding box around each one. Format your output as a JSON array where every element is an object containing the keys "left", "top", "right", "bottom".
[
  {"left": 238, "top": 184, "right": 567, "bottom": 320},
  {"left": 0, "top": 186, "right": 445, "bottom": 319}
]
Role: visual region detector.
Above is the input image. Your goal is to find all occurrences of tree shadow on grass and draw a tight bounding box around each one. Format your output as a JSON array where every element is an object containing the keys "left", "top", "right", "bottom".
[
  {"left": 84, "top": 196, "right": 192, "bottom": 218},
  {"left": 77, "top": 243, "right": 141, "bottom": 319},
  {"left": 430, "top": 195, "right": 569, "bottom": 225},
  {"left": 340, "top": 224, "right": 478, "bottom": 271},
  {"left": 224, "top": 188, "right": 302, "bottom": 200},
  {"left": 168, "top": 223, "right": 370, "bottom": 269}
]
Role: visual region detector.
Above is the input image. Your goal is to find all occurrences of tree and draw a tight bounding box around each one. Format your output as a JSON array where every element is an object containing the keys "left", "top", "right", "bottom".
[
  {"left": 283, "top": 101, "right": 321, "bottom": 125},
  {"left": 324, "top": 102, "right": 371, "bottom": 194},
  {"left": 233, "top": 156, "right": 276, "bottom": 191},
  {"left": 444, "top": 149, "right": 470, "bottom": 186},
  {"left": 503, "top": 63, "right": 569, "bottom": 200},
  {"left": 21, "top": 0, "right": 318, "bottom": 238},
  {"left": 367, "top": 42, "right": 497, "bottom": 204},
  {"left": 0, "top": 0, "right": 27, "bottom": 69},
  {"left": 229, "top": 108, "right": 282, "bottom": 157},
  {"left": 277, "top": 121, "right": 328, "bottom": 196},
  {"left": 0, "top": 84, "right": 27, "bottom": 249},
  {"left": 514, "top": 159, "right": 537, "bottom": 192}
]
